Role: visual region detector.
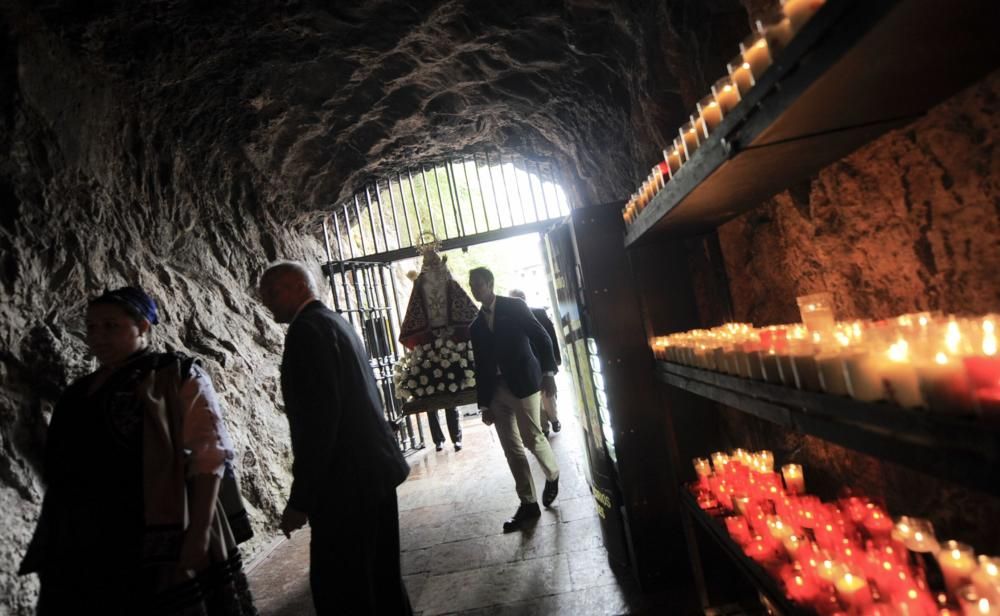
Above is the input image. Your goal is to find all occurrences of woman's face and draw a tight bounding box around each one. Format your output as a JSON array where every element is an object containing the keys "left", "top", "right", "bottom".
[{"left": 85, "top": 303, "right": 149, "bottom": 366}]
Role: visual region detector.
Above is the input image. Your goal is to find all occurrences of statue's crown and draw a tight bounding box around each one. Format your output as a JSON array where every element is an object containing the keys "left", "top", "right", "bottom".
[{"left": 415, "top": 232, "right": 442, "bottom": 256}]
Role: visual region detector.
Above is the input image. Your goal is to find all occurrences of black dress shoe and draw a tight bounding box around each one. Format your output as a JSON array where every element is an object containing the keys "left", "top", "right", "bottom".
[
  {"left": 435, "top": 442, "right": 444, "bottom": 452},
  {"left": 502, "top": 502, "right": 541, "bottom": 533},
  {"left": 551, "top": 420, "right": 561, "bottom": 433},
  {"left": 454, "top": 441, "right": 463, "bottom": 451},
  {"left": 542, "top": 478, "right": 559, "bottom": 508}
]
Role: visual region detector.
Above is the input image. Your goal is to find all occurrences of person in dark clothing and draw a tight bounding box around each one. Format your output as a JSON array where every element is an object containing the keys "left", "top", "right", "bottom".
[
  {"left": 258, "top": 261, "right": 412, "bottom": 616},
  {"left": 509, "top": 289, "right": 562, "bottom": 435},
  {"left": 426, "top": 406, "right": 463, "bottom": 451},
  {"left": 20, "top": 286, "right": 256, "bottom": 616},
  {"left": 468, "top": 268, "right": 560, "bottom": 533}
]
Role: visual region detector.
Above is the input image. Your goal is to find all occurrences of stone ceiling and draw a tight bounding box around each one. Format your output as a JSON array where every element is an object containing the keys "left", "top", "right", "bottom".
[{"left": 8, "top": 0, "right": 751, "bottom": 220}]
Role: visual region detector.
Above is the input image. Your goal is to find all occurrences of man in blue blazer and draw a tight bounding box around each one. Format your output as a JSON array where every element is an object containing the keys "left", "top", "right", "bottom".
[
  {"left": 468, "top": 267, "right": 560, "bottom": 532},
  {"left": 259, "top": 261, "right": 412, "bottom": 615}
]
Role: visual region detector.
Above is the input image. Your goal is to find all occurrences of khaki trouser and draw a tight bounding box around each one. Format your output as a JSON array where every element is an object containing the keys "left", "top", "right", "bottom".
[{"left": 490, "top": 380, "right": 560, "bottom": 504}]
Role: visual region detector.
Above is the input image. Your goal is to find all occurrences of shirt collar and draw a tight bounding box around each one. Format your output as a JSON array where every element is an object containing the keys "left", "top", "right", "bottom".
[{"left": 290, "top": 298, "right": 317, "bottom": 323}]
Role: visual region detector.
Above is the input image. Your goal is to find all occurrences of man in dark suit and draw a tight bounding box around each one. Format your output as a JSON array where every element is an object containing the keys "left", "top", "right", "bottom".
[
  {"left": 258, "top": 261, "right": 412, "bottom": 615},
  {"left": 468, "top": 267, "right": 560, "bottom": 533},
  {"left": 509, "top": 289, "right": 562, "bottom": 435}
]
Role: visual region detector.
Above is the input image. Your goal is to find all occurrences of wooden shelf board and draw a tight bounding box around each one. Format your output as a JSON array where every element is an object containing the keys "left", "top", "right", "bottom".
[{"left": 657, "top": 361, "right": 1000, "bottom": 496}]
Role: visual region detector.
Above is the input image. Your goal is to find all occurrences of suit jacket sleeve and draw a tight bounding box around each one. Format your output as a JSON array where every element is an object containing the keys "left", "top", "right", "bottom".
[
  {"left": 534, "top": 308, "right": 561, "bottom": 367},
  {"left": 470, "top": 320, "right": 488, "bottom": 409},
  {"left": 513, "top": 299, "right": 557, "bottom": 373},
  {"left": 283, "top": 319, "right": 343, "bottom": 513}
]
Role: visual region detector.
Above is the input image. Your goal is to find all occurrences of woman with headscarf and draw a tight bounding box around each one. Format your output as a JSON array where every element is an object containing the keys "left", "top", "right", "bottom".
[{"left": 20, "top": 286, "right": 257, "bottom": 615}]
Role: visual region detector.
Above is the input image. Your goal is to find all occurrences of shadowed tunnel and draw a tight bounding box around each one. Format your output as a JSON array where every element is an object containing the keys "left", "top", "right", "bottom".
[{"left": 2, "top": 0, "right": 999, "bottom": 613}]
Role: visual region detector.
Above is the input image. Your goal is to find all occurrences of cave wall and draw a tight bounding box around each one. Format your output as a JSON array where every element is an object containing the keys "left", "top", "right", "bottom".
[
  {"left": 718, "top": 71, "right": 1000, "bottom": 324},
  {"left": 0, "top": 8, "right": 324, "bottom": 612},
  {"left": 0, "top": 0, "right": 754, "bottom": 611}
]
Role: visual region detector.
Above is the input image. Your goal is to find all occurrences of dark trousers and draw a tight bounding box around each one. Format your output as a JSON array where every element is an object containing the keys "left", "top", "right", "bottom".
[
  {"left": 309, "top": 490, "right": 412, "bottom": 616},
  {"left": 426, "top": 407, "right": 462, "bottom": 445}
]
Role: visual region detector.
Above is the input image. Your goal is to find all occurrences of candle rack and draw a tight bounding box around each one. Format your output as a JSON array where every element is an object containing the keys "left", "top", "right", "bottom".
[
  {"left": 625, "top": 0, "right": 1000, "bottom": 244},
  {"left": 657, "top": 360, "right": 1000, "bottom": 497},
  {"left": 680, "top": 490, "right": 812, "bottom": 616}
]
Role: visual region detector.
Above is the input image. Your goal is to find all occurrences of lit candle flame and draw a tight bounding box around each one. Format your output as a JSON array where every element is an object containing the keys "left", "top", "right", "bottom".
[
  {"left": 946, "top": 320, "right": 962, "bottom": 354},
  {"left": 888, "top": 338, "right": 909, "bottom": 362},
  {"left": 987, "top": 563, "right": 999, "bottom": 577},
  {"left": 935, "top": 351, "right": 949, "bottom": 365},
  {"left": 979, "top": 598, "right": 991, "bottom": 614},
  {"left": 984, "top": 319, "right": 997, "bottom": 356}
]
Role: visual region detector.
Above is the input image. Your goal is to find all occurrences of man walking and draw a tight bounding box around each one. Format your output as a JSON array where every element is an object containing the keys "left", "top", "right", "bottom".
[
  {"left": 509, "top": 289, "right": 562, "bottom": 435},
  {"left": 468, "top": 267, "right": 560, "bottom": 533},
  {"left": 258, "top": 261, "right": 412, "bottom": 615}
]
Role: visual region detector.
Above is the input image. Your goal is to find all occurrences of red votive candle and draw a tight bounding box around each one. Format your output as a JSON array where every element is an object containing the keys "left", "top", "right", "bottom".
[
  {"left": 815, "top": 521, "right": 847, "bottom": 551},
  {"left": 775, "top": 494, "right": 798, "bottom": 519},
  {"left": 888, "top": 585, "right": 938, "bottom": 615},
  {"left": 657, "top": 160, "right": 671, "bottom": 182},
  {"left": 746, "top": 535, "right": 784, "bottom": 571},
  {"left": 863, "top": 507, "right": 895, "bottom": 543},
  {"left": 783, "top": 571, "right": 822, "bottom": 606},
  {"left": 725, "top": 516, "right": 752, "bottom": 545},
  {"left": 835, "top": 570, "right": 874, "bottom": 611},
  {"left": 843, "top": 496, "right": 871, "bottom": 525},
  {"left": 696, "top": 492, "right": 719, "bottom": 510},
  {"left": 964, "top": 356, "right": 1000, "bottom": 390},
  {"left": 796, "top": 495, "right": 824, "bottom": 530}
]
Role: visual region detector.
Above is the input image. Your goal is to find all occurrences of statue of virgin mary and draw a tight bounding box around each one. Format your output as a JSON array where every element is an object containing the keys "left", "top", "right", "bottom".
[
  {"left": 398, "top": 245, "right": 478, "bottom": 349},
  {"left": 394, "top": 240, "right": 479, "bottom": 403}
]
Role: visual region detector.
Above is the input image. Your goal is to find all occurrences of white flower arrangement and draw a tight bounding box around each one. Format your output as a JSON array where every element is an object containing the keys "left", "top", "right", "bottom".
[{"left": 393, "top": 340, "right": 477, "bottom": 401}]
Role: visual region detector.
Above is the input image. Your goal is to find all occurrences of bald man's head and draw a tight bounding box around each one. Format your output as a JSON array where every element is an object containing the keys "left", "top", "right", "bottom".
[{"left": 259, "top": 261, "right": 319, "bottom": 323}]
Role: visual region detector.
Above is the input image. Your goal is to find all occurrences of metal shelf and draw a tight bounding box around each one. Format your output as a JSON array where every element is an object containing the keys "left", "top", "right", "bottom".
[
  {"left": 680, "top": 490, "right": 811, "bottom": 616},
  {"left": 657, "top": 361, "right": 1000, "bottom": 497},
  {"left": 625, "top": 0, "right": 1000, "bottom": 243}
]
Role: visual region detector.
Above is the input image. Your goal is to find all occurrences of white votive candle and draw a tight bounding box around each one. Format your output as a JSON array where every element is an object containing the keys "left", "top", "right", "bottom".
[
  {"left": 843, "top": 351, "right": 886, "bottom": 402},
  {"left": 817, "top": 352, "right": 849, "bottom": 395},
  {"left": 783, "top": 0, "right": 825, "bottom": 33}
]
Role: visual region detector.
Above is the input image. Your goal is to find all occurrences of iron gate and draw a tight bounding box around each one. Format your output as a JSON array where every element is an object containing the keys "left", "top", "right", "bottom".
[{"left": 319, "top": 258, "right": 427, "bottom": 453}]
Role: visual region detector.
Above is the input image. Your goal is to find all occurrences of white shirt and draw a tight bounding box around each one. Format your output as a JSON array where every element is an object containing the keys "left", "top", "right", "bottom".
[{"left": 481, "top": 295, "right": 497, "bottom": 330}]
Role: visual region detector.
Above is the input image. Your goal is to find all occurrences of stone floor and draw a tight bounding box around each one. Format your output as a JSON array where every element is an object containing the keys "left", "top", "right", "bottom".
[{"left": 247, "top": 398, "right": 690, "bottom": 615}]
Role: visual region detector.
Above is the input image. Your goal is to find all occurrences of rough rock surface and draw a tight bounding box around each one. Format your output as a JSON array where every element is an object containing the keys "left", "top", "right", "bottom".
[
  {"left": 719, "top": 72, "right": 1000, "bottom": 323},
  {"left": 0, "top": 0, "right": 752, "bottom": 611}
]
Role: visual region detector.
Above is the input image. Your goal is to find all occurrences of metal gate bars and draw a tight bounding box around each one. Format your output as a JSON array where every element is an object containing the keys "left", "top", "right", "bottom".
[{"left": 320, "top": 259, "right": 426, "bottom": 453}]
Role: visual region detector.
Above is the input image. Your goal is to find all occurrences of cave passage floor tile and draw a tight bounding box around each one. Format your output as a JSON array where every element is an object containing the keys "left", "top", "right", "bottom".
[{"left": 248, "top": 387, "right": 675, "bottom": 615}]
